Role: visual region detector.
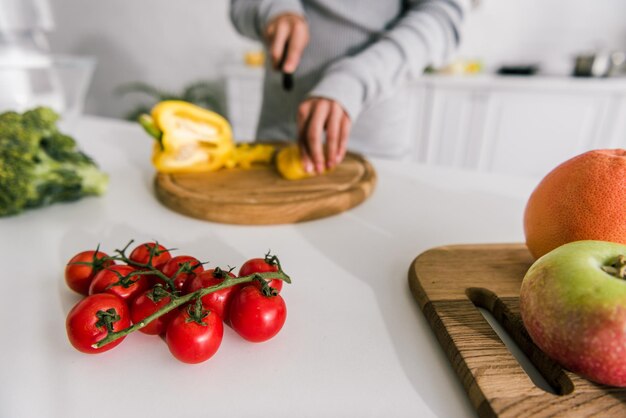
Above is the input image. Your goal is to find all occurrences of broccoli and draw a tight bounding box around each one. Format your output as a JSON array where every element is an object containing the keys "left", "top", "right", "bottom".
[{"left": 0, "top": 107, "right": 108, "bottom": 217}]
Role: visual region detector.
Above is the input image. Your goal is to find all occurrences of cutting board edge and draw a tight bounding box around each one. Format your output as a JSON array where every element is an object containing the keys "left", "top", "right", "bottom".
[
  {"left": 408, "top": 242, "right": 527, "bottom": 306},
  {"left": 154, "top": 171, "right": 377, "bottom": 225}
]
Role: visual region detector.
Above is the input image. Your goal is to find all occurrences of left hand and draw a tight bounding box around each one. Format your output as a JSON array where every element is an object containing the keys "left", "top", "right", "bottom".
[{"left": 297, "top": 97, "right": 351, "bottom": 173}]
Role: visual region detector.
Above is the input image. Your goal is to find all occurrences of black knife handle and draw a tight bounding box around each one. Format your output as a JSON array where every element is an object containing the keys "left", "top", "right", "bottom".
[
  {"left": 279, "top": 40, "right": 294, "bottom": 92},
  {"left": 282, "top": 72, "right": 294, "bottom": 91}
]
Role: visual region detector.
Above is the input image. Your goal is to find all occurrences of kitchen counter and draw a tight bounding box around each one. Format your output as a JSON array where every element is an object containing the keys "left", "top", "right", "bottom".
[
  {"left": 0, "top": 116, "right": 539, "bottom": 418},
  {"left": 418, "top": 73, "right": 626, "bottom": 93}
]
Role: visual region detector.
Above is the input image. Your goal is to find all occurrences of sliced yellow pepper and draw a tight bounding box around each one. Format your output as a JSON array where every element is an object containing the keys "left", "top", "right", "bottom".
[
  {"left": 276, "top": 145, "right": 324, "bottom": 180},
  {"left": 150, "top": 101, "right": 234, "bottom": 173},
  {"left": 224, "top": 143, "right": 276, "bottom": 169}
]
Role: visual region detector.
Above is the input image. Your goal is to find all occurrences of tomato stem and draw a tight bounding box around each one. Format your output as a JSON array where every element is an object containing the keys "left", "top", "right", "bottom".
[
  {"left": 107, "top": 240, "right": 179, "bottom": 292},
  {"left": 147, "top": 285, "right": 171, "bottom": 303},
  {"left": 95, "top": 308, "right": 121, "bottom": 333},
  {"left": 254, "top": 274, "right": 279, "bottom": 297},
  {"left": 90, "top": 244, "right": 109, "bottom": 272},
  {"left": 107, "top": 268, "right": 145, "bottom": 289},
  {"left": 264, "top": 251, "right": 282, "bottom": 270},
  {"left": 92, "top": 270, "right": 291, "bottom": 349},
  {"left": 185, "top": 299, "right": 209, "bottom": 326},
  {"left": 67, "top": 244, "right": 109, "bottom": 273},
  {"left": 212, "top": 266, "right": 230, "bottom": 279}
]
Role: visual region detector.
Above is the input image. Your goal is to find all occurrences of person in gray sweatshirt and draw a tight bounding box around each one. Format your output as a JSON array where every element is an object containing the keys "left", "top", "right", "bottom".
[{"left": 230, "top": 0, "right": 469, "bottom": 174}]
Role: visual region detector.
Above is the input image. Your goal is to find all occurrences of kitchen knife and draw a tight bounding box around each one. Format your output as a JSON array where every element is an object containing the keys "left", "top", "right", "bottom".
[{"left": 280, "top": 41, "right": 294, "bottom": 91}]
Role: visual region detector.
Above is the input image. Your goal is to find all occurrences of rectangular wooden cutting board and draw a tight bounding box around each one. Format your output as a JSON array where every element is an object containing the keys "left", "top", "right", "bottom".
[{"left": 408, "top": 243, "right": 626, "bottom": 418}]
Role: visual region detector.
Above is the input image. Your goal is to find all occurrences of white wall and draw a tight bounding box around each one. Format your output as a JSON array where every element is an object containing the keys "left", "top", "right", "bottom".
[
  {"left": 458, "top": 0, "right": 626, "bottom": 73},
  {"left": 47, "top": 0, "right": 259, "bottom": 118},
  {"left": 46, "top": 0, "right": 626, "bottom": 118}
]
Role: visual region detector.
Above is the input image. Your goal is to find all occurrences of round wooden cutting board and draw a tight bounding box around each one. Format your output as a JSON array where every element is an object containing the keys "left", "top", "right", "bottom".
[{"left": 154, "top": 151, "right": 376, "bottom": 225}]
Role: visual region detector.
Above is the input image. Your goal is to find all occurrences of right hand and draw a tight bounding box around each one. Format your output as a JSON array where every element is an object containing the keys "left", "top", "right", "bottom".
[{"left": 265, "top": 13, "right": 309, "bottom": 73}]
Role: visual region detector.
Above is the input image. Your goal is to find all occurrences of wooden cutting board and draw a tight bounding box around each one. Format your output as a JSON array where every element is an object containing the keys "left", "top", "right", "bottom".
[
  {"left": 408, "top": 243, "right": 626, "bottom": 418},
  {"left": 154, "top": 150, "right": 376, "bottom": 225}
]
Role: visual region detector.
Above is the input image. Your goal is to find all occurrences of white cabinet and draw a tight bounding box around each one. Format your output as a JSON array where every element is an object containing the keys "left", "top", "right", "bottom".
[
  {"left": 597, "top": 94, "right": 626, "bottom": 149},
  {"left": 413, "top": 75, "right": 626, "bottom": 178},
  {"left": 413, "top": 86, "right": 489, "bottom": 170},
  {"left": 482, "top": 92, "right": 607, "bottom": 177}
]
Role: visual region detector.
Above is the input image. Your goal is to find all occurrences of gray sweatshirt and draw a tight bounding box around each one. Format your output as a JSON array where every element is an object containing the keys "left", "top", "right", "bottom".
[{"left": 230, "top": 0, "right": 468, "bottom": 158}]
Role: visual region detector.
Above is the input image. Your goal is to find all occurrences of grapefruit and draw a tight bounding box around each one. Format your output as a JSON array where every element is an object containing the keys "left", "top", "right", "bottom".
[{"left": 523, "top": 149, "right": 626, "bottom": 259}]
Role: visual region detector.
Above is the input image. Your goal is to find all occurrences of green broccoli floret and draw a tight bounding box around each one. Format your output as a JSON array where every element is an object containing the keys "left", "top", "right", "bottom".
[{"left": 0, "top": 107, "right": 108, "bottom": 217}]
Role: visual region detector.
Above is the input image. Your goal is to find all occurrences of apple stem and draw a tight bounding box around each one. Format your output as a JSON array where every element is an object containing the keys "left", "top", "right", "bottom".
[{"left": 601, "top": 255, "right": 626, "bottom": 279}]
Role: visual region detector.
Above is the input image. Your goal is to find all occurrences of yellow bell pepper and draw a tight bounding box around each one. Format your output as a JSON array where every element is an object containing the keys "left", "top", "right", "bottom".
[
  {"left": 139, "top": 101, "right": 330, "bottom": 180},
  {"left": 149, "top": 101, "right": 234, "bottom": 174},
  {"left": 275, "top": 144, "right": 322, "bottom": 180},
  {"left": 224, "top": 143, "right": 276, "bottom": 169}
]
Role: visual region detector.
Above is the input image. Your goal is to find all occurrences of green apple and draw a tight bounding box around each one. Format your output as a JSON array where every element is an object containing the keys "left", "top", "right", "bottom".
[{"left": 520, "top": 240, "right": 626, "bottom": 387}]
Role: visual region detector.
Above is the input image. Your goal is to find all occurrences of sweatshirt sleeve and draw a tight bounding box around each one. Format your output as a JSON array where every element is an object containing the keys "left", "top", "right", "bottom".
[
  {"left": 230, "top": 0, "right": 305, "bottom": 41},
  {"left": 308, "top": 0, "right": 470, "bottom": 121}
]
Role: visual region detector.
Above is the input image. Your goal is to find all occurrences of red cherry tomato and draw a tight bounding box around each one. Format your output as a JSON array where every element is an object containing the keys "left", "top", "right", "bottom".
[
  {"left": 158, "top": 255, "right": 204, "bottom": 292},
  {"left": 166, "top": 305, "right": 224, "bottom": 364},
  {"left": 66, "top": 293, "right": 130, "bottom": 354},
  {"left": 65, "top": 250, "right": 115, "bottom": 295},
  {"left": 130, "top": 288, "right": 178, "bottom": 335},
  {"left": 129, "top": 242, "right": 172, "bottom": 269},
  {"left": 89, "top": 265, "right": 149, "bottom": 302},
  {"left": 229, "top": 285, "right": 287, "bottom": 343},
  {"left": 185, "top": 267, "right": 239, "bottom": 322},
  {"left": 238, "top": 257, "right": 283, "bottom": 293}
]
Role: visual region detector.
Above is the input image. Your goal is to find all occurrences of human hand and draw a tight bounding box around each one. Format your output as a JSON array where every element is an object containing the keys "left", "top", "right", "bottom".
[
  {"left": 265, "top": 13, "right": 309, "bottom": 73},
  {"left": 297, "top": 97, "right": 352, "bottom": 173}
]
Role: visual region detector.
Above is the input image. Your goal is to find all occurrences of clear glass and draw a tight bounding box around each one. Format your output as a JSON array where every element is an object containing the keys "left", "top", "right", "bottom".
[{"left": 0, "top": 54, "right": 95, "bottom": 117}]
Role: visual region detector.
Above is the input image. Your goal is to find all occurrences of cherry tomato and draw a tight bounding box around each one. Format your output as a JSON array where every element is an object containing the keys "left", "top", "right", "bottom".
[
  {"left": 130, "top": 288, "right": 178, "bottom": 335},
  {"left": 166, "top": 305, "right": 224, "bottom": 364},
  {"left": 129, "top": 242, "right": 171, "bottom": 269},
  {"left": 229, "top": 285, "right": 287, "bottom": 343},
  {"left": 89, "top": 265, "right": 149, "bottom": 302},
  {"left": 65, "top": 250, "right": 115, "bottom": 295},
  {"left": 158, "top": 255, "right": 204, "bottom": 292},
  {"left": 185, "top": 267, "right": 239, "bottom": 322},
  {"left": 238, "top": 257, "right": 283, "bottom": 293},
  {"left": 66, "top": 293, "right": 130, "bottom": 354}
]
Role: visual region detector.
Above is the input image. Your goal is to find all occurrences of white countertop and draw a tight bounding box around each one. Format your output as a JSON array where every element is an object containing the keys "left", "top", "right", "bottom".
[
  {"left": 222, "top": 63, "right": 626, "bottom": 94},
  {"left": 416, "top": 73, "right": 626, "bottom": 93},
  {"left": 0, "top": 116, "right": 539, "bottom": 418}
]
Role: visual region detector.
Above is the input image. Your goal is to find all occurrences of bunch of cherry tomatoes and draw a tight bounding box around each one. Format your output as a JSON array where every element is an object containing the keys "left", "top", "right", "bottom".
[{"left": 64, "top": 240, "right": 289, "bottom": 364}]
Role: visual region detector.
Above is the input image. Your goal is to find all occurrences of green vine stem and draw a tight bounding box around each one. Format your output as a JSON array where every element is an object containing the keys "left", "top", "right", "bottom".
[
  {"left": 111, "top": 240, "right": 178, "bottom": 292},
  {"left": 92, "top": 270, "right": 291, "bottom": 349}
]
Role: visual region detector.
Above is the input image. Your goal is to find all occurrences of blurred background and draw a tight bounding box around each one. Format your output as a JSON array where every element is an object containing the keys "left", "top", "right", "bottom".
[{"left": 1, "top": 0, "right": 625, "bottom": 176}]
